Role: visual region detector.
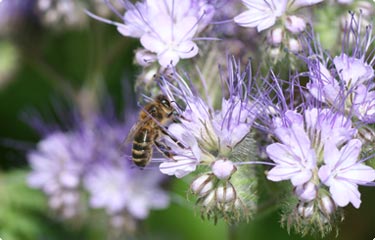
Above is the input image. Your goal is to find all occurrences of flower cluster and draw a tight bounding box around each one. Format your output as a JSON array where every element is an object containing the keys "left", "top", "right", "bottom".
[
  {"left": 257, "top": 23, "right": 375, "bottom": 233},
  {"left": 234, "top": 0, "right": 323, "bottom": 52},
  {"left": 153, "top": 58, "right": 260, "bottom": 222},
  {"left": 27, "top": 110, "right": 170, "bottom": 233},
  {"left": 303, "top": 14, "right": 375, "bottom": 125},
  {"left": 254, "top": 68, "right": 375, "bottom": 235},
  {"left": 17, "top": 0, "right": 375, "bottom": 238}
]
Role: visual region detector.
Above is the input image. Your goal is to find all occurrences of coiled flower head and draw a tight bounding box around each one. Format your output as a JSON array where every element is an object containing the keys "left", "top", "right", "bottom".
[
  {"left": 152, "top": 58, "right": 261, "bottom": 222},
  {"left": 258, "top": 73, "right": 375, "bottom": 236}
]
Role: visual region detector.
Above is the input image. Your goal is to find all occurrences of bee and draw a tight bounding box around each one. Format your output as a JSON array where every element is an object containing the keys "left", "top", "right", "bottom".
[{"left": 127, "top": 94, "right": 183, "bottom": 167}]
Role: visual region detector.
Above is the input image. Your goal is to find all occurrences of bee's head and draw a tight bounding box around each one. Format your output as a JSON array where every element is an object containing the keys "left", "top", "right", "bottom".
[{"left": 156, "top": 94, "right": 172, "bottom": 110}]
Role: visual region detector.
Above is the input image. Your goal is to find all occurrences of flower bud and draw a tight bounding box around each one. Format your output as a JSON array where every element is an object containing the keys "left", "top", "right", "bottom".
[
  {"left": 319, "top": 195, "right": 336, "bottom": 216},
  {"left": 216, "top": 184, "right": 236, "bottom": 203},
  {"left": 202, "top": 191, "right": 216, "bottom": 207},
  {"left": 285, "top": 15, "right": 306, "bottom": 34},
  {"left": 191, "top": 174, "right": 214, "bottom": 197},
  {"left": 288, "top": 38, "right": 302, "bottom": 53},
  {"left": 267, "top": 27, "right": 283, "bottom": 46},
  {"left": 211, "top": 160, "right": 236, "bottom": 180},
  {"left": 297, "top": 201, "right": 314, "bottom": 218},
  {"left": 294, "top": 182, "right": 317, "bottom": 202}
]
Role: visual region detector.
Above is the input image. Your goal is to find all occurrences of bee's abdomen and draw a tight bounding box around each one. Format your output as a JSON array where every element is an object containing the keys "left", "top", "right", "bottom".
[{"left": 132, "top": 129, "right": 153, "bottom": 167}]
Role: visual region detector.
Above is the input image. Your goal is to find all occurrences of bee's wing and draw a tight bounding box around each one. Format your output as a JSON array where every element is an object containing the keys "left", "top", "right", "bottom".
[
  {"left": 124, "top": 117, "right": 151, "bottom": 144},
  {"left": 124, "top": 123, "right": 141, "bottom": 144}
]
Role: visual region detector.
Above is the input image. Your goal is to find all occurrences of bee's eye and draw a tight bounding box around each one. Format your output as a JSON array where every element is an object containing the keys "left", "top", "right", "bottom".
[{"left": 161, "top": 99, "right": 170, "bottom": 108}]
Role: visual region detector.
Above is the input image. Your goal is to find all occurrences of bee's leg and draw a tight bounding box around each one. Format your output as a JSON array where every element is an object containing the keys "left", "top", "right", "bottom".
[
  {"left": 160, "top": 128, "right": 187, "bottom": 149},
  {"left": 154, "top": 140, "right": 176, "bottom": 160}
]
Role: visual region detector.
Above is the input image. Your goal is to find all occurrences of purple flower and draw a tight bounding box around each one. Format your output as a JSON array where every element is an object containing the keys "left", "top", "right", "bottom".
[
  {"left": 84, "top": 164, "right": 169, "bottom": 219},
  {"left": 261, "top": 71, "right": 375, "bottom": 216},
  {"left": 157, "top": 60, "right": 256, "bottom": 178},
  {"left": 159, "top": 122, "right": 204, "bottom": 178},
  {"left": 333, "top": 53, "right": 373, "bottom": 88},
  {"left": 306, "top": 58, "right": 338, "bottom": 103},
  {"left": 291, "top": 0, "right": 324, "bottom": 8},
  {"left": 266, "top": 107, "right": 360, "bottom": 201},
  {"left": 27, "top": 103, "right": 171, "bottom": 223},
  {"left": 90, "top": 0, "right": 215, "bottom": 67},
  {"left": 151, "top": 58, "right": 260, "bottom": 222},
  {"left": 80, "top": 119, "right": 171, "bottom": 220},
  {"left": 353, "top": 84, "right": 375, "bottom": 122},
  {"left": 234, "top": 0, "right": 287, "bottom": 32},
  {"left": 266, "top": 107, "right": 355, "bottom": 189},
  {"left": 27, "top": 132, "right": 88, "bottom": 218},
  {"left": 303, "top": 13, "right": 375, "bottom": 123},
  {"left": 318, "top": 140, "right": 375, "bottom": 208},
  {"left": 233, "top": 0, "right": 322, "bottom": 34},
  {"left": 266, "top": 110, "right": 316, "bottom": 186}
]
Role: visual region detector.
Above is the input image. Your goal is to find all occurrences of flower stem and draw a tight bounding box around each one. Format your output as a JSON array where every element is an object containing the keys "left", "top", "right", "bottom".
[{"left": 228, "top": 224, "right": 238, "bottom": 240}]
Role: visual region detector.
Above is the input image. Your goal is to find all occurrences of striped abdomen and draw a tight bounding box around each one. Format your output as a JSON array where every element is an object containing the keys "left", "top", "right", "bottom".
[{"left": 132, "top": 127, "right": 155, "bottom": 167}]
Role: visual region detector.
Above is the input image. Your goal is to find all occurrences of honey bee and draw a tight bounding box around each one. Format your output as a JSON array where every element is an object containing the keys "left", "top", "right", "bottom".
[{"left": 127, "top": 94, "right": 183, "bottom": 167}]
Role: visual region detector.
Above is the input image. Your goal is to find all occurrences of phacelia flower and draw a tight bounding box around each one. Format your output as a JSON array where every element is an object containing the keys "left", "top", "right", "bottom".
[
  {"left": 303, "top": 13, "right": 375, "bottom": 124},
  {"left": 27, "top": 102, "right": 170, "bottom": 233},
  {"left": 89, "top": 0, "right": 215, "bottom": 67},
  {"left": 234, "top": 0, "right": 288, "bottom": 32},
  {"left": 260, "top": 74, "right": 375, "bottom": 236},
  {"left": 233, "top": 0, "right": 325, "bottom": 60},
  {"left": 266, "top": 108, "right": 356, "bottom": 192},
  {"left": 82, "top": 117, "right": 170, "bottom": 222},
  {"left": 318, "top": 139, "right": 375, "bottom": 208},
  {"left": 27, "top": 132, "right": 88, "bottom": 218},
  {"left": 84, "top": 163, "right": 169, "bottom": 219},
  {"left": 157, "top": 59, "right": 256, "bottom": 178},
  {"left": 233, "top": 0, "right": 325, "bottom": 33},
  {"left": 151, "top": 58, "right": 261, "bottom": 222}
]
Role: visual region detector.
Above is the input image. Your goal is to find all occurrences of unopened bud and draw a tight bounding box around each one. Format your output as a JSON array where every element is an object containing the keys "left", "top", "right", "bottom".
[
  {"left": 267, "top": 27, "right": 283, "bottom": 46},
  {"left": 216, "top": 184, "right": 236, "bottom": 203},
  {"left": 319, "top": 195, "right": 336, "bottom": 216},
  {"left": 288, "top": 38, "right": 302, "bottom": 53},
  {"left": 191, "top": 174, "right": 214, "bottom": 197},
  {"left": 285, "top": 15, "right": 306, "bottom": 34},
  {"left": 202, "top": 191, "right": 216, "bottom": 207},
  {"left": 294, "top": 182, "right": 317, "bottom": 202},
  {"left": 211, "top": 160, "right": 237, "bottom": 180},
  {"left": 297, "top": 201, "right": 314, "bottom": 218}
]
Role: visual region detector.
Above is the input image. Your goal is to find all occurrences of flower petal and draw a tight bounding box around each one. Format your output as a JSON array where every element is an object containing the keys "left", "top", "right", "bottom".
[
  {"left": 159, "top": 159, "right": 197, "bottom": 178},
  {"left": 329, "top": 180, "right": 361, "bottom": 208}
]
